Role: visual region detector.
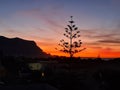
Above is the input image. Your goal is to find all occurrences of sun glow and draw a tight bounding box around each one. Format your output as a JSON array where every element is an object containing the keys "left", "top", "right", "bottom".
[{"left": 37, "top": 42, "right": 120, "bottom": 58}]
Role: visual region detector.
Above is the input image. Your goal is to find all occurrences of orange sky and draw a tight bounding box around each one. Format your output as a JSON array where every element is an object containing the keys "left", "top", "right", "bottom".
[{"left": 36, "top": 41, "right": 120, "bottom": 58}]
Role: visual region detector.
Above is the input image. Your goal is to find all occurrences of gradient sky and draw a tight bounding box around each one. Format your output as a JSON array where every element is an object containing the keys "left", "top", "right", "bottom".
[{"left": 0, "top": 0, "right": 120, "bottom": 58}]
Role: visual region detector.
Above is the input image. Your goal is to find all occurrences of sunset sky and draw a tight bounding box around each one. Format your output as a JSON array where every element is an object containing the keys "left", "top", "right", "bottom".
[{"left": 0, "top": 0, "right": 120, "bottom": 58}]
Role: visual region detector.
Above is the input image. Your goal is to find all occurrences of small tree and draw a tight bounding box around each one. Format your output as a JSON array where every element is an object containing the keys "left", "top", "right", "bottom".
[{"left": 56, "top": 16, "right": 86, "bottom": 59}]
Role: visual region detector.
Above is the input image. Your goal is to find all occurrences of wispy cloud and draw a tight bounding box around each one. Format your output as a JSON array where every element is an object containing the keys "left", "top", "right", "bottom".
[
  {"left": 98, "top": 39, "right": 120, "bottom": 44},
  {"left": 92, "top": 33, "right": 118, "bottom": 38},
  {"left": 82, "top": 29, "right": 119, "bottom": 38},
  {"left": 89, "top": 46, "right": 102, "bottom": 49},
  {"left": 14, "top": 7, "right": 65, "bottom": 35},
  {"left": 5, "top": 29, "right": 20, "bottom": 33}
]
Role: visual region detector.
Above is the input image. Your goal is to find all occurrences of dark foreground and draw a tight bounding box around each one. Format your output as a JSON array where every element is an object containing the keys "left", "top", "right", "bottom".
[
  {"left": 0, "top": 83, "right": 58, "bottom": 90},
  {"left": 0, "top": 57, "right": 120, "bottom": 90}
]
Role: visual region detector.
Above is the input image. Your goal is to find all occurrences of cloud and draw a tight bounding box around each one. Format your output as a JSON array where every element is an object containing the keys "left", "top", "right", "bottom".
[
  {"left": 14, "top": 7, "right": 65, "bottom": 35},
  {"left": 80, "top": 29, "right": 96, "bottom": 34},
  {"left": 33, "top": 27, "right": 48, "bottom": 32},
  {"left": 37, "top": 41, "right": 55, "bottom": 46},
  {"left": 80, "top": 29, "right": 98, "bottom": 38},
  {"left": 84, "top": 42, "right": 100, "bottom": 45},
  {"left": 83, "top": 29, "right": 119, "bottom": 38},
  {"left": 80, "top": 28, "right": 120, "bottom": 45},
  {"left": 5, "top": 29, "right": 19, "bottom": 33},
  {"left": 26, "top": 34, "right": 54, "bottom": 41},
  {"left": 98, "top": 39, "right": 120, "bottom": 44},
  {"left": 89, "top": 46, "right": 102, "bottom": 49},
  {"left": 92, "top": 33, "right": 118, "bottom": 38}
]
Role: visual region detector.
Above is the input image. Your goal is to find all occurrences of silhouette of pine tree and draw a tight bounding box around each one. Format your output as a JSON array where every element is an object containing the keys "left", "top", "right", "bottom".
[{"left": 56, "top": 16, "right": 86, "bottom": 59}]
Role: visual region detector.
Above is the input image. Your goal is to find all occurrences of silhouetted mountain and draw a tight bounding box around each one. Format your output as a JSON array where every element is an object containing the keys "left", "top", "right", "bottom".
[{"left": 0, "top": 36, "right": 49, "bottom": 58}]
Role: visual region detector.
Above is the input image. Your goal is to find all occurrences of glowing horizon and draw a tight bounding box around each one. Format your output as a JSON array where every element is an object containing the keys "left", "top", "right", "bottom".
[{"left": 36, "top": 42, "right": 120, "bottom": 58}]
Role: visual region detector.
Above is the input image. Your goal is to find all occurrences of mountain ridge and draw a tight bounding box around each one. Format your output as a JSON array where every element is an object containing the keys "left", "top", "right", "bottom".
[{"left": 0, "top": 36, "right": 49, "bottom": 58}]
